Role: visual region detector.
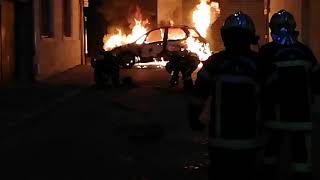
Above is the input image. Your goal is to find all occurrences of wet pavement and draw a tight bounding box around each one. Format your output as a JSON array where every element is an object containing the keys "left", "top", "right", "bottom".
[{"left": 0, "top": 65, "right": 209, "bottom": 179}]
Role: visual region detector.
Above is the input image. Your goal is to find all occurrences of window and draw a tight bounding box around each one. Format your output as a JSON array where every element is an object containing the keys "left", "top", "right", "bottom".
[
  {"left": 40, "top": 0, "right": 54, "bottom": 38},
  {"left": 188, "top": 28, "right": 200, "bottom": 38},
  {"left": 84, "top": 0, "right": 89, "bottom": 8},
  {"left": 145, "top": 29, "right": 164, "bottom": 44},
  {"left": 168, "top": 28, "right": 186, "bottom": 40},
  {"left": 63, "top": 0, "right": 72, "bottom": 37},
  {"left": 136, "top": 35, "right": 146, "bottom": 44}
]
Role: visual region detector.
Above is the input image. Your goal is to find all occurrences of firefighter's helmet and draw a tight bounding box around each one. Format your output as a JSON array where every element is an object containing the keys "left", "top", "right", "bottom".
[
  {"left": 269, "top": 10, "right": 298, "bottom": 45},
  {"left": 269, "top": 10, "right": 296, "bottom": 33},
  {"left": 221, "top": 11, "right": 256, "bottom": 34},
  {"left": 221, "top": 11, "right": 258, "bottom": 44}
]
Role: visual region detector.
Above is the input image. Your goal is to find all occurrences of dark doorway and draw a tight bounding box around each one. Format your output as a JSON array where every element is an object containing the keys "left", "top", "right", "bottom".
[
  {"left": 86, "top": 0, "right": 107, "bottom": 59},
  {"left": 15, "top": 0, "right": 35, "bottom": 84}
]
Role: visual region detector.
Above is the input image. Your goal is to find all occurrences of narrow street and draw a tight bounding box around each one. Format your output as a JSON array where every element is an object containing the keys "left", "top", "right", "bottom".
[
  {"left": 1, "top": 0, "right": 320, "bottom": 179},
  {"left": 0, "top": 66, "right": 208, "bottom": 180}
]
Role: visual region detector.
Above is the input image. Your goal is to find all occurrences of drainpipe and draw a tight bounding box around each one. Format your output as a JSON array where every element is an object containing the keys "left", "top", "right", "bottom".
[
  {"left": 79, "top": 0, "right": 85, "bottom": 65},
  {"left": 301, "top": 0, "right": 310, "bottom": 45},
  {"left": 264, "top": 0, "right": 270, "bottom": 43},
  {"left": 15, "top": 0, "right": 35, "bottom": 85}
]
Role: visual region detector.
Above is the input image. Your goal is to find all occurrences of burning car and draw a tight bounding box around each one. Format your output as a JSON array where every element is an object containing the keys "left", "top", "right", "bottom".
[
  {"left": 102, "top": 0, "right": 220, "bottom": 68},
  {"left": 110, "top": 25, "right": 211, "bottom": 68}
]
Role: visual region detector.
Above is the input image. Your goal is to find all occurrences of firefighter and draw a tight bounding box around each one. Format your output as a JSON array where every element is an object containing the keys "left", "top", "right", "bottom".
[
  {"left": 259, "top": 9, "right": 318, "bottom": 84},
  {"left": 165, "top": 50, "right": 200, "bottom": 89},
  {"left": 189, "top": 11, "right": 262, "bottom": 180},
  {"left": 259, "top": 10, "right": 318, "bottom": 180},
  {"left": 91, "top": 50, "right": 120, "bottom": 88}
]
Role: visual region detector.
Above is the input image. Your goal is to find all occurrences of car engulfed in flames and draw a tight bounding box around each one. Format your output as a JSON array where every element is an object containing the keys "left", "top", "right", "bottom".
[
  {"left": 109, "top": 26, "right": 210, "bottom": 68},
  {"left": 102, "top": 0, "right": 220, "bottom": 68}
]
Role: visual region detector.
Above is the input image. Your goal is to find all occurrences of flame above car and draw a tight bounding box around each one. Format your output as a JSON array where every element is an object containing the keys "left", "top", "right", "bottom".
[
  {"left": 193, "top": 0, "right": 220, "bottom": 38},
  {"left": 103, "top": 19, "right": 148, "bottom": 51}
]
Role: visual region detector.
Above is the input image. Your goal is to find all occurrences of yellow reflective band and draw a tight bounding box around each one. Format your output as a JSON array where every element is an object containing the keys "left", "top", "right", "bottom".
[
  {"left": 274, "top": 60, "right": 312, "bottom": 68},
  {"left": 209, "top": 138, "right": 264, "bottom": 150},
  {"left": 291, "top": 163, "right": 312, "bottom": 173},
  {"left": 264, "top": 121, "right": 312, "bottom": 131},
  {"left": 214, "top": 75, "right": 256, "bottom": 85}
]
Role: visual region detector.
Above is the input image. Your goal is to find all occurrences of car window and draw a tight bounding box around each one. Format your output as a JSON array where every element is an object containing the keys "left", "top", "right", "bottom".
[
  {"left": 188, "top": 28, "right": 200, "bottom": 38},
  {"left": 136, "top": 35, "right": 146, "bottom": 44},
  {"left": 145, "top": 29, "right": 164, "bottom": 44},
  {"left": 168, "top": 28, "right": 187, "bottom": 40}
]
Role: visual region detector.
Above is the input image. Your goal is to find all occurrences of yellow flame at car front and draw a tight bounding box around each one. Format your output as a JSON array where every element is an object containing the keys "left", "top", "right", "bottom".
[
  {"left": 103, "top": 19, "right": 148, "bottom": 51},
  {"left": 185, "top": 37, "right": 212, "bottom": 61}
]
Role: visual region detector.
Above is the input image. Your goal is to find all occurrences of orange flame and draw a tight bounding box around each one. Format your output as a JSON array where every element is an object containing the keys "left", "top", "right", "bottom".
[
  {"left": 103, "top": 19, "right": 148, "bottom": 51},
  {"left": 185, "top": 37, "right": 212, "bottom": 61},
  {"left": 193, "top": 0, "right": 220, "bottom": 38},
  {"left": 102, "top": 1, "right": 220, "bottom": 63},
  {"left": 103, "top": 4, "right": 149, "bottom": 51},
  {"left": 185, "top": 0, "right": 220, "bottom": 61}
]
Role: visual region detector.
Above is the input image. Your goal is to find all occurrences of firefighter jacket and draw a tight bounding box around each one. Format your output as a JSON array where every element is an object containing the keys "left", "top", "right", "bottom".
[{"left": 190, "top": 49, "right": 262, "bottom": 149}]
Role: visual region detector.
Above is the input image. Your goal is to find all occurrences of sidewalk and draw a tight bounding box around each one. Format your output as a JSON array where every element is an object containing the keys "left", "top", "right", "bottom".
[{"left": 0, "top": 65, "right": 94, "bottom": 138}]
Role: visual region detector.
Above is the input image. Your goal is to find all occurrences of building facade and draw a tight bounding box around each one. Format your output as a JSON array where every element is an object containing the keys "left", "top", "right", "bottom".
[
  {"left": 0, "top": 0, "right": 319, "bottom": 86},
  {"left": 0, "top": 0, "right": 84, "bottom": 86},
  {"left": 157, "top": 0, "right": 320, "bottom": 61},
  {"left": 33, "top": 0, "right": 84, "bottom": 80},
  {"left": 0, "top": 0, "right": 15, "bottom": 86},
  {"left": 157, "top": 0, "right": 266, "bottom": 51},
  {"left": 270, "top": 0, "right": 320, "bottom": 61},
  {"left": 211, "top": 0, "right": 266, "bottom": 51},
  {"left": 212, "top": 0, "right": 320, "bottom": 60}
]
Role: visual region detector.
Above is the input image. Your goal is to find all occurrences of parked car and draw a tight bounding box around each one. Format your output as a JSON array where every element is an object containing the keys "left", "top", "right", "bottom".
[{"left": 111, "top": 25, "right": 207, "bottom": 68}]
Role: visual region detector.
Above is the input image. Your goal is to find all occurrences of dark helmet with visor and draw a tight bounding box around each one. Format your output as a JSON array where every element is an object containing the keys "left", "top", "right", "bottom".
[
  {"left": 221, "top": 11, "right": 259, "bottom": 45},
  {"left": 222, "top": 11, "right": 255, "bottom": 34},
  {"left": 269, "top": 10, "right": 298, "bottom": 45}
]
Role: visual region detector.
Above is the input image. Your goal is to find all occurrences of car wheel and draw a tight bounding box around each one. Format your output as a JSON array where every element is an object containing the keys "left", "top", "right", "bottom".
[{"left": 119, "top": 53, "right": 135, "bottom": 69}]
